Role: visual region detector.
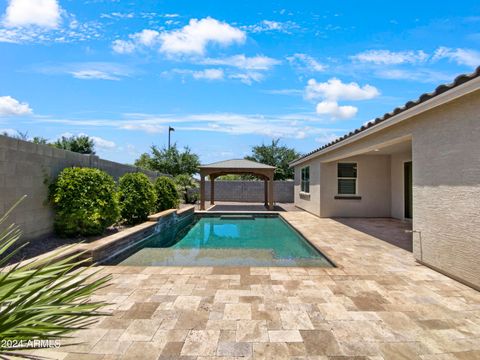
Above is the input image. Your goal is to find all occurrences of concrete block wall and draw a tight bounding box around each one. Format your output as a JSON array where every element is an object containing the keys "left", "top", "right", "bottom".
[
  {"left": 0, "top": 135, "right": 161, "bottom": 241},
  {"left": 204, "top": 180, "right": 294, "bottom": 203}
]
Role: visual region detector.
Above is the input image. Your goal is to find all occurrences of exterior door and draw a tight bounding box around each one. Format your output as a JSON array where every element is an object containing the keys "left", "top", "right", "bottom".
[{"left": 404, "top": 161, "right": 412, "bottom": 219}]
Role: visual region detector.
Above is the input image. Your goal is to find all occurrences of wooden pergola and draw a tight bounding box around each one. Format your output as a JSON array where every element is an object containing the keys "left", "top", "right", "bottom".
[{"left": 198, "top": 159, "right": 276, "bottom": 210}]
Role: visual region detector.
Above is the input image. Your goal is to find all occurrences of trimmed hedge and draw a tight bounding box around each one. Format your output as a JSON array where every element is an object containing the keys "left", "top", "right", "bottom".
[
  {"left": 118, "top": 172, "right": 156, "bottom": 225},
  {"left": 49, "top": 167, "right": 119, "bottom": 236},
  {"left": 154, "top": 176, "right": 180, "bottom": 211}
]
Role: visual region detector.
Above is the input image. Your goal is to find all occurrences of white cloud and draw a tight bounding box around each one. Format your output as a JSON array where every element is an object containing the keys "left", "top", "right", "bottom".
[
  {"left": 351, "top": 50, "right": 429, "bottom": 65},
  {"left": 36, "top": 62, "right": 134, "bottom": 80},
  {"left": 0, "top": 128, "right": 18, "bottom": 136},
  {"left": 304, "top": 78, "right": 379, "bottom": 120},
  {"left": 0, "top": 95, "right": 32, "bottom": 116},
  {"left": 287, "top": 53, "right": 326, "bottom": 72},
  {"left": 111, "top": 29, "right": 160, "bottom": 54},
  {"left": 111, "top": 39, "right": 136, "bottom": 54},
  {"left": 3, "top": 0, "right": 62, "bottom": 28},
  {"left": 112, "top": 18, "right": 245, "bottom": 56},
  {"left": 375, "top": 68, "right": 453, "bottom": 83},
  {"left": 90, "top": 135, "right": 116, "bottom": 149},
  {"left": 305, "top": 78, "right": 379, "bottom": 101},
  {"left": 201, "top": 54, "right": 280, "bottom": 70},
  {"left": 315, "top": 100, "right": 357, "bottom": 119},
  {"left": 192, "top": 68, "right": 224, "bottom": 80},
  {"left": 242, "top": 20, "right": 298, "bottom": 34},
  {"left": 229, "top": 72, "right": 264, "bottom": 85},
  {"left": 159, "top": 17, "right": 245, "bottom": 55},
  {"left": 432, "top": 47, "right": 480, "bottom": 67},
  {"left": 37, "top": 112, "right": 344, "bottom": 140}
]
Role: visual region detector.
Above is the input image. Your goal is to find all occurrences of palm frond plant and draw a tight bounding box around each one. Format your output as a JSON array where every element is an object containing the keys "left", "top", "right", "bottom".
[{"left": 0, "top": 196, "right": 111, "bottom": 359}]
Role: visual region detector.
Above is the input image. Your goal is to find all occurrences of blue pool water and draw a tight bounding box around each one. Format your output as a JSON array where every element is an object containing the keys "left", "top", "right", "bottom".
[{"left": 109, "top": 214, "right": 333, "bottom": 267}]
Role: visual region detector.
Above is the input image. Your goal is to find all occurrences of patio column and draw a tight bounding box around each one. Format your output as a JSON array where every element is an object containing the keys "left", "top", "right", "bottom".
[
  {"left": 264, "top": 178, "right": 268, "bottom": 206},
  {"left": 268, "top": 177, "right": 274, "bottom": 210},
  {"left": 200, "top": 174, "right": 206, "bottom": 210},
  {"left": 210, "top": 175, "right": 216, "bottom": 205}
]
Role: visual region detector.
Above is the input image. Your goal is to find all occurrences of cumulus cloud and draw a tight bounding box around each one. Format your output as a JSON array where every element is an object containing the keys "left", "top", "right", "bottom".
[
  {"left": 305, "top": 78, "right": 379, "bottom": 120},
  {"left": 351, "top": 50, "right": 429, "bottom": 65},
  {"left": 0, "top": 95, "right": 32, "bottom": 116},
  {"left": 3, "top": 0, "right": 62, "bottom": 28},
  {"left": 201, "top": 54, "right": 280, "bottom": 70},
  {"left": 315, "top": 101, "right": 357, "bottom": 119},
  {"left": 160, "top": 17, "right": 245, "bottom": 55},
  {"left": 432, "top": 47, "right": 480, "bottom": 67},
  {"left": 287, "top": 53, "right": 326, "bottom": 72},
  {"left": 305, "top": 78, "right": 379, "bottom": 101},
  {"left": 112, "top": 18, "right": 245, "bottom": 56}
]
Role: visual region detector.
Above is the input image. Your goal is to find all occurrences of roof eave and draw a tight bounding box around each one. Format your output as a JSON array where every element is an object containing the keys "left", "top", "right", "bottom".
[{"left": 290, "top": 75, "right": 480, "bottom": 167}]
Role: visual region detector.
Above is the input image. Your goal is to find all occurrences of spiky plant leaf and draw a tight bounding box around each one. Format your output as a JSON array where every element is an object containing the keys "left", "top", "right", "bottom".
[{"left": 0, "top": 196, "right": 111, "bottom": 357}]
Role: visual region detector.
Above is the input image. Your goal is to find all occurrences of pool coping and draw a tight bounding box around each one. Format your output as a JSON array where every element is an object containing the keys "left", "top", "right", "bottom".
[{"left": 7, "top": 206, "right": 338, "bottom": 270}]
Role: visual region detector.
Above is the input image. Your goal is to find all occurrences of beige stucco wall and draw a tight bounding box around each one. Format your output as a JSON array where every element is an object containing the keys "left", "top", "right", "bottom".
[
  {"left": 293, "top": 89, "right": 480, "bottom": 289},
  {"left": 319, "top": 155, "right": 391, "bottom": 218},
  {"left": 411, "top": 92, "right": 480, "bottom": 289},
  {"left": 390, "top": 151, "right": 412, "bottom": 220},
  {"left": 293, "top": 159, "right": 321, "bottom": 215}
]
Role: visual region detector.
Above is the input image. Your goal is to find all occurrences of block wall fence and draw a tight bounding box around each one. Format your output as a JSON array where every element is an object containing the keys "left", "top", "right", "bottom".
[
  {"left": 0, "top": 135, "right": 161, "bottom": 241},
  {"left": 203, "top": 180, "right": 294, "bottom": 203}
]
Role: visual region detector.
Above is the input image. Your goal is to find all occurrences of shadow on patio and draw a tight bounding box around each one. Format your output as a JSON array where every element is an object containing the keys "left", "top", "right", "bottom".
[
  {"left": 204, "top": 201, "right": 300, "bottom": 212},
  {"left": 332, "top": 217, "right": 413, "bottom": 252}
]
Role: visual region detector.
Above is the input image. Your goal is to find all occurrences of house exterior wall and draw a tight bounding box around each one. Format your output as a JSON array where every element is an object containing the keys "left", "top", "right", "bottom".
[
  {"left": 319, "top": 155, "right": 391, "bottom": 218},
  {"left": 0, "top": 135, "right": 161, "bottom": 241},
  {"left": 293, "top": 90, "right": 480, "bottom": 289},
  {"left": 411, "top": 92, "right": 480, "bottom": 289},
  {"left": 293, "top": 159, "right": 321, "bottom": 215},
  {"left": 390, "top": 151, "right": 412, "bottom": 220}
]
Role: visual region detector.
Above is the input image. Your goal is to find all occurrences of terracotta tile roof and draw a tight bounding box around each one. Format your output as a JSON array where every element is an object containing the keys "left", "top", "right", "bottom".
[{"left": 292, "top": 66, "right": 480, "bottom": 164}]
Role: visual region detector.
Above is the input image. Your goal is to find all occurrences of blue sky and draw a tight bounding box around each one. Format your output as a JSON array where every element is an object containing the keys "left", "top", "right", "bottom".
[{"left": 1, "top": 0, "right": 479, "bottom": 164}]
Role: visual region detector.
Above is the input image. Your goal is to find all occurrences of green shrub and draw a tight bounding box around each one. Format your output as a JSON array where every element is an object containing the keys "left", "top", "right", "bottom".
[
  {"left": 118, "top": 172, "right": 156, "bottom": 225},
  {"left": 154, "top": 176, "right": 180, "bottom": 211},
  {"left": 174, "top": 174, "right": 198, "bottom": 204},
  {"left": 49, "top": 167, "right": 119, "bottom": 236}
]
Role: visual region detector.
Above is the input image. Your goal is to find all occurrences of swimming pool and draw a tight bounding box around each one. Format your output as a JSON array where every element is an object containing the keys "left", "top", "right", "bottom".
[{"left": 107, "top": 213, "right": 333, "bottom": 267}]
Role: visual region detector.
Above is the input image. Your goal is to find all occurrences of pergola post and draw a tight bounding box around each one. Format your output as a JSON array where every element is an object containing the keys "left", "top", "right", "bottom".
[
  {"left": 200, "top": 174, "right": 206, "bottom": 210},
  {"left": 210, "top": 175, "right": 215, "bottom": 205},
  {"left": 268, "top": 177, "right": 274, "bottom": 210},
  {"left": 264, "top": 178, "right": 268, "bottom": 206}
]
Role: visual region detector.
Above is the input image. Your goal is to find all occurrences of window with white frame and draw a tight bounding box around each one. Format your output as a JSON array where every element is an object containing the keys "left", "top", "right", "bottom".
[
  {"left": 337, "top": 163, "right": 357, "bottom": 195},
  {"left": 301, "top": 166, "right": 310, "bottom": 193}
]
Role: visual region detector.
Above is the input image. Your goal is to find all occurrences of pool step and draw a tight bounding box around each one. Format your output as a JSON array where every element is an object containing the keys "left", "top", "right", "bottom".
[{"left": 220, "top": 215, "right": 255, "bottom": 220}]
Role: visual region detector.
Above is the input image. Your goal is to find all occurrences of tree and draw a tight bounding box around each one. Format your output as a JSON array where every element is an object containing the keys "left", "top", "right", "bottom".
[
  {"left": 174, "top": 174, "right": 198, "bottom": 204},
  {"left": 53, "top": 135, "right": 95, "bottom": 154},
  {"left": 32, "top": 136, "right": 49, "bottom": 144},
  {"left": 245, "top": 139, "right": 301, "bottom": 180},
  {"left": 135, "top": 144, "right": 200, "bottom": 177}
]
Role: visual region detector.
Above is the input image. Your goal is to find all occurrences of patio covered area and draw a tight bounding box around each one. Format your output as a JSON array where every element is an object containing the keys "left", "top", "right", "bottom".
[{"left": 198, "top": 159, "right": 276, "bottom": 211}]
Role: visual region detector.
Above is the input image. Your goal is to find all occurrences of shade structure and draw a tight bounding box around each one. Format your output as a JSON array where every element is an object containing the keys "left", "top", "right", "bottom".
[{"left": 198, "top": 159, "right": 276, "bottom": 210}]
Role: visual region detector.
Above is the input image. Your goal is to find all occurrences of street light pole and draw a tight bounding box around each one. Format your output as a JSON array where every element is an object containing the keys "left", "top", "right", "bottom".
[{"left": 168, "top": 126, "right": 175, "bottom": 149}]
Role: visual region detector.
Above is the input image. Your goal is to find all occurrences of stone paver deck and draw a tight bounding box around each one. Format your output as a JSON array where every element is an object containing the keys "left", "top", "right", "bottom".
[{"left": 32, "top": 211, "right": 480, "bottom": 360}]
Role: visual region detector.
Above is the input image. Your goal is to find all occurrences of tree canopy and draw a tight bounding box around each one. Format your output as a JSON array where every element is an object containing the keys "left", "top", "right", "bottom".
[
  {"left": 53, "top": 135, "right": 95, "bottom": 154},
  {"left": 135, "top": 144, "right": 200, "bottom": 177},
  {"left": 244, "top": 139, "right": 301, "bottom": 180}
]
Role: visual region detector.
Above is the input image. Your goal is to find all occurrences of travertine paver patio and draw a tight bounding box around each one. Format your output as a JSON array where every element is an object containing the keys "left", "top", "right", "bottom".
[{"left": 32, "top": 211, "right": 480, "bottom": 360}]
